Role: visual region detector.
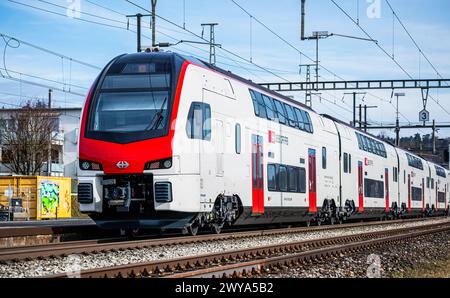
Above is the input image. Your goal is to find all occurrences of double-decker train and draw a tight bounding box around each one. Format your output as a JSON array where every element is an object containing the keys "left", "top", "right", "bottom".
[{"left": 77, "top": 51, "right": 450, "bottom": 234}]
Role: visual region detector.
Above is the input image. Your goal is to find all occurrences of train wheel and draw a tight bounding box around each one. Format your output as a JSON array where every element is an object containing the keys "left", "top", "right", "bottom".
[
  {"left": 306, "top": 220, "right": 311, "bottom": 227},
  {"left": 330, "top": 217, "right": 336, "bottom": 225},
  {"left": 317, "top": 220, "right": 322, "bottom": 226}
]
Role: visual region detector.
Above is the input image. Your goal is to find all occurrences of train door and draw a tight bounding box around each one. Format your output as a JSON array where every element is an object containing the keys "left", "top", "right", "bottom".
[
  {"left": 251, "top": 135, "right": 264, "bottom": 215},
  {"left": 308, "top": 149, "right": 317, "bottom": 213},
  {"left": 385, "top": 168, "right": 390, "bottom": 212},
  {"left": 215, "top": 120, "right": 224, "bottom": 178},
  {"left": 199, "top": 90, "right": 215, "bottom": 207},
  {"left": 422, "top": 178, "right": 425, "bottom": 211},
  {"left": 358, "top": 161, "right": 364, "bottom": 212}
]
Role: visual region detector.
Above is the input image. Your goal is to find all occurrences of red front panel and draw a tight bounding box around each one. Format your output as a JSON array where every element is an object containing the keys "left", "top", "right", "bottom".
[
  {"left": 385, "top": 168, "right": 390, "bottom": 212},
  {"left": 78, "top": 61, "right": 190, "bottom": 174},
  {"left": 251, "top": 135, "right": 264, "bottom": 215},
  {"left": 308, "top": 149, "right": 317, "bottom": 213},
  {"left": 358, "top": 161, "right": 364, "bottom": 213}
]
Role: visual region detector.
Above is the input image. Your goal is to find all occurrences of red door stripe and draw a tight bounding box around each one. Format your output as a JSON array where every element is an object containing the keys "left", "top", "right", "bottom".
[
  {"left": 308, "top": 149, "right": 317, "bottom": 213},
  {"left": 385, "top": 168, "right": 390, "bottom": 213},
  {"left": 358, "top": 161, "right": 364, "bottom": 213}
]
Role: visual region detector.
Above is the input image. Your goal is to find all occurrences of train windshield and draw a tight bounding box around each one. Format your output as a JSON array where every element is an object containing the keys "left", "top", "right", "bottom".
[
  {"left": 92, "top": 90, "right": 169, "bottom": 133},
  {"left": 86, "top": 56, "right": 177, "bottom": 144}
]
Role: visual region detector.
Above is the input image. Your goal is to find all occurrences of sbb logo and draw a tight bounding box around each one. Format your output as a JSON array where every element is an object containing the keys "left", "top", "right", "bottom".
[{"left": 268, "top": 130, "right": 276, "bottom": 144}]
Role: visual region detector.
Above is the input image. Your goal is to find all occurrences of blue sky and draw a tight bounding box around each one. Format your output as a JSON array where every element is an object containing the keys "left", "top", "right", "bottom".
[{"left": 0, "top": 0, "right": 449, "bottom": 138}]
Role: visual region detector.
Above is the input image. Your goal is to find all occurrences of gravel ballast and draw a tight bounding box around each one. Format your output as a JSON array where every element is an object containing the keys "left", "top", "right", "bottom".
[
  {"left": 1, "top": 218, "right": 449, "bottom": 278},
  {"left": 266, "top": 230, "right": 450, "bottom": 278}
]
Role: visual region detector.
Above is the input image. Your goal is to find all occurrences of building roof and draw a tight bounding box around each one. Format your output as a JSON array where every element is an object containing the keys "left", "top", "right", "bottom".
[{"left": 0, "top": 107, "right": 82, "bottom": 113}]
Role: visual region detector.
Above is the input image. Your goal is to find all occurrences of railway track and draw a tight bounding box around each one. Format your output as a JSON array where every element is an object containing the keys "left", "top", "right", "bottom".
[
  {"left": 0, "top": 217, "right": 437, "bottom": 263},
  {"left": 43, "top": 218, "right": 450, "bottom": 278}
]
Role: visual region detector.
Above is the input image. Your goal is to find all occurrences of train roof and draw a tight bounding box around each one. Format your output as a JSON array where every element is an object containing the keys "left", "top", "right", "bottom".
[
  {"left": 113, "top": 51, "right": 313, "bottom": 112},
  {"left": 200, "top": 60, "right": 313, "bottom": 112}
]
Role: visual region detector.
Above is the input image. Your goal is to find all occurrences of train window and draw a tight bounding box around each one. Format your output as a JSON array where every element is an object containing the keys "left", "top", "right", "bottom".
[
  {"left": 235, "top": 123, "right": 241, "bottom": 154},
  {"left": 303, "top": 111, "right": 313, "bottom": 133},
  {"left": 186, "top": 102, "right": 211, "bottom": 141},
  {"left": 411, "top": 187, "right": 423, "bottom": 201},
  {"left": 364, "top": 179, "right": 384, "bottom": 198},
  {"left": 255, "top": 92, "right": 267, "bottom": 119},
  {"left": 278, "top": 166, "right": 288, "bottom": 192},
  {"left": 272, "top": 99, "right": 287, "bottom": 124},
  {"left": 121, "top": 63, "right": 156, "bottom": 73},
  {"left": 404, "top": 170, "right": 406, "bottom": 184},
  {"left": 343, "top": 153, "right": 348, "bottom": 173},
  {"left": 393, "top": 167, "right": 398, "bottom": 182},
  {"left": 102, "top": 74, "right": 171, "bottom": 90},
  {"left": 427, "top": 177, "right": 430, "bottom": 188},
  {"left": 431, "top": 178, "right": 434, "bottom": 189},
  {"left": 267, "top": 164, "right": 277, "bottom": 191},
  {"left": 284, "top": 104, "right": 298, "bottom": 128},
  {"left": 293, "top": 107, "right": 305, "bottom": 131},
  {"left": 435, "top": 165, "right": 447, "bottom": 178},
  {"left": 438, "top": 192, "right": 446, "bottom": 203},
  {"left": 299, "top": 168, "right": 306, "bottom": 193},
  {"left": 349, "top": 154, "right": 352, "bottom": 173},
  {"left": 289, "top": 167, "right": 298, "bottom": 192},
  {"left": 406, "top": 153, "right": 423, "bottom": 170},
  {"left": 356, "top": 134, "right": 363, "bottom": 150},
  {"left": 322, "top": 147, "right": 327, "bottom": 169},
  {"left": 249, "top": 90, "right": 260, "bottom": 116},
  {"left": 262, "top": 95, "right": 276, "bottom": 121},
  {"left": 355, "top": 133, "right": 387, "bottom": 158}
]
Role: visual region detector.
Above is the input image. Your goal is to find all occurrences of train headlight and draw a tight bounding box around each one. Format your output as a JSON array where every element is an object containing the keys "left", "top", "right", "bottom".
[
  {"left": 79, "top": 160, "right": 103, "bottom": 171},
  {"left": 163, "top": 160, "right": 172, "bottom": 169},
  {"left": 144, "top": 158, "right": 172, "bottom": 170},
  {"left": 81, "top": 161, "right": 91, "bottom": 170}
]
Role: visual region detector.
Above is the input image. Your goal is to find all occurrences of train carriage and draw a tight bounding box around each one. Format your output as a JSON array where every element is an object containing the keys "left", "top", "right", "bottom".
[
  {"left": 77, "top": 51, "right": 448, "bottom": 233},
  {"left": 431, "top": 163, "right": 448, "bottom": 213}
]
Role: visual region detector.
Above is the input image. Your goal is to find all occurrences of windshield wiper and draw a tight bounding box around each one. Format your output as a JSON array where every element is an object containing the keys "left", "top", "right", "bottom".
[{"left": 145, "top": 97, "right": 167, "bottom": 131}]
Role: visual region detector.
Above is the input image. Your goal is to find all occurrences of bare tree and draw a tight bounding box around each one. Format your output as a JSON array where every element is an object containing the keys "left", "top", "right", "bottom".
[{"left": 0, "top": 100, "right": 58, "bottom": 176}]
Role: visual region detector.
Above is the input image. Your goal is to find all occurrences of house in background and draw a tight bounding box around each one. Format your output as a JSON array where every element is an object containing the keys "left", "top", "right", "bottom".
[{"left": 0, "top": 107, "right": 82, "bottom": 178}]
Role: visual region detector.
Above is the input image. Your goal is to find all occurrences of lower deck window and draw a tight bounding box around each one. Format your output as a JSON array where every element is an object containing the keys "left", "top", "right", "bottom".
[
  {"left": 268, "top": 164, "right": 276, "bottom": 191},
  {"left": 438, "top": 192, "right": 446, "bottom": 203},
  {"left": 364, "top": 179, "right": 384, "bottom": 198},
  {"left": 411, "top": 187, "right": 422, "bottom": 201},
  {"left": 268, "top": 164, "right": 306, "bottom": 194}
]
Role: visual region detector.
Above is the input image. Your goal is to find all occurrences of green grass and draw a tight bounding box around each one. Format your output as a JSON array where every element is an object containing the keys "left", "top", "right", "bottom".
[{"left": 392, "top": 259, "right": 450, "bottom": 278}]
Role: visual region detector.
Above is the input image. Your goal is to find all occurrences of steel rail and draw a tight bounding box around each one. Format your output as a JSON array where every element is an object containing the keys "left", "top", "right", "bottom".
[
  {"left": 46, "top": 220, "right": 450, "bottom": 278},
  {"left": 0, "top": 217, "right": 435, "bottom": 262}
]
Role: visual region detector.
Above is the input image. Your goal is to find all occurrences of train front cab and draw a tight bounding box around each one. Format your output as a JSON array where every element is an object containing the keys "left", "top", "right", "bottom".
[{"left": 76, "top": 53, "right": 212, "bottom": 230}]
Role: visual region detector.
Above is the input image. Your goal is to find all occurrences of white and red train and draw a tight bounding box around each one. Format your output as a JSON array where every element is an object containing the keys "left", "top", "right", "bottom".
[{"left": 77, "top": 52, "right": 450, "bottom": 234}]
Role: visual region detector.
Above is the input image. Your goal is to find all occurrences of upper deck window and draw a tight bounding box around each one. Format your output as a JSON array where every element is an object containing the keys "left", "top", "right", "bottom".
[
  {"left": 356, "top": 132, "right": 387, "bottom": 158},
  {"left": 248, "top": 88, "right": 313, "bottom": 134},
  {"left": 435, "top": 165, "right": 446, "bottom": 178},
  {"left": 406, "top": 153, "right": 424, "bottom": 170}
]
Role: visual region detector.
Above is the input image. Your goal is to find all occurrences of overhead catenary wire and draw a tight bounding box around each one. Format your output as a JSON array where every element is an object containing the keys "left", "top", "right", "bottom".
[
  {"left": 385, "top": 0, "right": 449, "bottom": 83},
  {"left": 124, "top": 0, "right": 355, "bottom": 115},
  {"left": 330, "top": 0, "right": 450, "bottom": 118},
  {"left": 0, "top": 33, "right": 100, "bottom": 70}
]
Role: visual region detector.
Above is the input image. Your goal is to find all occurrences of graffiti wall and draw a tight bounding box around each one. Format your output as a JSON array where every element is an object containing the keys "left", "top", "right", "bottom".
[{"left": 37, "top": 177, "right": 71, "bottom": 219}]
